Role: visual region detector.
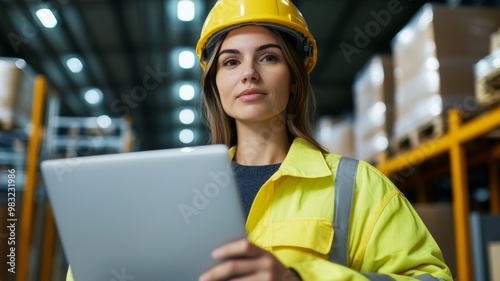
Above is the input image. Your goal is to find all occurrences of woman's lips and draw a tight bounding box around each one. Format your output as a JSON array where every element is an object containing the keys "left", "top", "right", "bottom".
[{"left": 236, "top": 89, "right": 266, "bottom": 101}]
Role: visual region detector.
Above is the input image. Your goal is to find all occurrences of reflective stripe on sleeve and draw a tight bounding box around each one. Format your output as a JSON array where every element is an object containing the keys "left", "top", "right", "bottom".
[
  {"left": 329, "top": 157, "right": 358, "bottom": 266},
  {"left": 411, "top": 273, "right": 446, "bottom": 281},
  {"left": 362, "top": 273, "right": 395, "bottom": 280}
]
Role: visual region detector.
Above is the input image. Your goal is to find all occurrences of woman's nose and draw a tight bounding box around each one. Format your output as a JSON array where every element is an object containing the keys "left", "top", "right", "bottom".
[{"left": 241, "top": 62, "right": 260, "bottom": 83}]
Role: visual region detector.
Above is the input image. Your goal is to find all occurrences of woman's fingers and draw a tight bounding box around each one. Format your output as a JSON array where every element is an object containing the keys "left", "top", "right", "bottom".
[
  {"left": 212, "top": 239, "right": 261, "bottom": 260},
  {"left": 199, "top": 239, "right": 299, "bottom": 281},
  {"left": 199, "top": 258, "right": 260, "bottom": 281}
]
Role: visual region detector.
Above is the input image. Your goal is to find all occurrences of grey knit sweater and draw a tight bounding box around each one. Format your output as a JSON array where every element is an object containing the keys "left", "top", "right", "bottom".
[{"left": 231, "top": 161, "right": 281, "bottom": 218}]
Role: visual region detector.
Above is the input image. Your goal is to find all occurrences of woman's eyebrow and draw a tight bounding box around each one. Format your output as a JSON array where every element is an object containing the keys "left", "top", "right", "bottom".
[
  {"left": 256, "top": 43, "right": 281, "bottom": 52},
  {"left": 219, "top": 43, "right": 281, "bottom": 56},
  {"left": 219, "top": 49, "right": 239, "bottom": 56}
]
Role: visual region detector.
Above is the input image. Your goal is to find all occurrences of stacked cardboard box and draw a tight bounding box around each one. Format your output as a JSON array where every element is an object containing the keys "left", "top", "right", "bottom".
[
  {"left": 0, "top": 58, "right": 35, "bottom": 130},
  {"left": 316, "top": 117, "right": 354, "bottom": 158},
  {"left": 490, "top": 242, "right": 500, "bottom": 281},
  {"left": 391, "top": 4, "right": 500, "bottom": 151},
  {"left": 413, "top": 203, "right": 457, "bottom": 278},
  {"left": 353, "top": 55, "right": 394, "bottom": 163},
  {"left": 491, "top": 27, "right": 500, "bottom": 53},
  {"left": 474, "top": 49, "right": 500, "bottom": 107}
]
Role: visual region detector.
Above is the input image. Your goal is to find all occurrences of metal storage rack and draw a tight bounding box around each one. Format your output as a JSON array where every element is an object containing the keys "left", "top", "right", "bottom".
[
  {"left": 377, "top": 105, "right": 500, "bottom": 281},
  {"left": 14, "top": 74, "right": 134, "bottom": 281}
]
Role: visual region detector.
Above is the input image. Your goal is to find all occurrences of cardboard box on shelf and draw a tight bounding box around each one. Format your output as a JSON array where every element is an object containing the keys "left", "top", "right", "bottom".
[
  {"left": 0, "top": 58, "right": 35, "bottom": 131},
  {"left": 353, "top": 55, "right": 394, "bottom": 163},
  {"left": 474, "top": 49, "right": 500, "bottom": 107},
  {"left": 491, "top": 27, "right": 500, "bottom": 53},
  {"left": 489, "top": 241, "right": 500, "bottom": 281},
  {"left": 391, "top": 4, "right": 500, "bottom": 152},
  {"left": 316, "top": 117, "right": 354, "bottom": 158},
  {"left": 413, "top": 203, "right": 456, "bottom": 278}
]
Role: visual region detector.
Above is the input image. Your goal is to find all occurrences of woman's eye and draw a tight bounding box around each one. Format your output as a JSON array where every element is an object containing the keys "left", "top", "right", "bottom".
[
  {"left": 223, "top": 59, "right": 239, "bottom": 66},
  {"left": 262, "top": 54, "right": 278, "bottom": 62}
]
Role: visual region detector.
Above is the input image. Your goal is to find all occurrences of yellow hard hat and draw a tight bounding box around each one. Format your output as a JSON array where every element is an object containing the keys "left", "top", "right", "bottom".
[{"left": 196, "top": 0, "right": 317, "bottom": 73}]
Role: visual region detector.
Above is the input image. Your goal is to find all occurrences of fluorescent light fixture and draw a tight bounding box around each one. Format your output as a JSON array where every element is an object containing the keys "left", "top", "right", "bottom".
[
  {"left": 179, "top": 109, "right": 195, "bottom": 124},
  {"left": 96, "top": 115, "right": 112, "bottom": 129},
  {"left": 375, "top": 135, "right": 388, "bottom": 151},
  {"left": 177, "top": 0, "right": 195, "bottom": 22},
  {"left": 35, "top": 8, "right": 58, "bottom": 28},
  {"left": 15, "top": 59, "right": 26, "bottom": 69},
  {"left": 179, "top": 84, "right": 195, "bottom": 100},
  {"left": 84, "top": 88, "right": 103, "bottom": 105},
  {"left": 178, "top": 50, "right": 195, "bottom": 69},
  {"left": 66, "top": 57, "right": 83, "bottom": 73},
  {"left": 179, "top": 129, "right": 194, "bottom": 144}
]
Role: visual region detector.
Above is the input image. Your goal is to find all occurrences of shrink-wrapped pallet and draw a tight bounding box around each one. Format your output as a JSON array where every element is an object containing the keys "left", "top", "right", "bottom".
[
  {"left": 391, "top": 4, "right": 500, "bottom": 152},
  {"left": 475, "top": 49, "right": 500, "bottom": 107},
  {"left": 491, "top": 27, "right": 500, "bottom": 53},
  {"left": 0, "top": 58, "right": 35, "bottom": 130},
  {"left": 353, "top": 55, "right": 394, "bottom": 164},
  {"left": 316, "top": 117, "right": 354, "bottom": 158}
]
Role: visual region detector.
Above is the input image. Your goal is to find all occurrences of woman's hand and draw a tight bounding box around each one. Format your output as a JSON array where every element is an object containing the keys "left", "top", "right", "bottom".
[{"left": 199, "top": 238, "right": 302, "bottom": 281}]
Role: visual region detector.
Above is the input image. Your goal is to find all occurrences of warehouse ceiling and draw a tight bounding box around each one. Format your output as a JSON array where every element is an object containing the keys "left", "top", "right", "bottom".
[{"left": 0, "top": 0, "right": 497, "bottom": 150}]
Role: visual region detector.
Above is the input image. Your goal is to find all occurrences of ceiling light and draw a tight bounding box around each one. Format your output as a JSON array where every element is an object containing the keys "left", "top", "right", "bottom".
[
  {"left": 375, "top": 135, "right": 388, "bottom": 151},
  {"left": 179, "top": 84, "right": 195, "bottom": 101},
  {"left": 179, "top": 109, "right": 195, "bottom": 124},
  {"left": 96, "top": 115, "right": 112, "bottom": 129},
  {"left": 177, "top": 0, "right": 195, "bottom": 22},
  {"left": 84, "top": 88, "right": 103, "bottom": 105},
  {"left": 15, "top": 59, "right": 26, "bottom": 69},
  {"left": 179, "top": 129, "right": 194, "bottom": 144},
  {"left": 178, "top": 50, "right": 195, "bottom": 69},
  {"left": 66, "top": 57, "right": 83, "bottom": 73},
  {"left": 35, "top": 8, "right": 58, "bottom": 28}
]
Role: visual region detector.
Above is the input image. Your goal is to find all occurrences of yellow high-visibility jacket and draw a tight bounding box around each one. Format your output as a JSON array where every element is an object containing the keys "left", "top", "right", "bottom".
[
  {"left": 67, "top": 138, "right": 452, "bottom": 281},
  {"left": 228, "top": 138, "right": 453, "bottom": 280}
]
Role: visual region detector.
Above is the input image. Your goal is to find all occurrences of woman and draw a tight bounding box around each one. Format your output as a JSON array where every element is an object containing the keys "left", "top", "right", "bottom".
[{"left": 196, "top": 0, "right": 453, "bottom": 281}]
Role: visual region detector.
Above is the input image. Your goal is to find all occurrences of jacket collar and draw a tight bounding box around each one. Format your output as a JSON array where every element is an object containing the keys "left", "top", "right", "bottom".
[{"left": 228, "top": 138, "right": 332, "bottom": 178}]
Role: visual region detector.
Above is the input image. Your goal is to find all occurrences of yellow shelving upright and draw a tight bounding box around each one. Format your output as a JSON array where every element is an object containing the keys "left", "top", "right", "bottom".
[
  {"left": 16, "top": 75, "right": 60, "bottom": 281},
  {"left": 377, "top": 106, "right": 500, "bottom": 281}
]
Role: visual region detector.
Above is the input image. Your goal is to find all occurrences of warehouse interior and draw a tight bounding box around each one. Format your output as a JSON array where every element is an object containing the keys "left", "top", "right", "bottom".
[
  {"left": 0, "top": 0, "right": 461, "bottom": 150},
  {"left": 1, "top": 0, "right": 500, "bottom": 280}
]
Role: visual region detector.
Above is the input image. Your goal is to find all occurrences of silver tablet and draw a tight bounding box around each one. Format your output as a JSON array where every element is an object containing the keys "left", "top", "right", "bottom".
[{"left": 41, "top": 145, "right": 246, "bottom": 281}]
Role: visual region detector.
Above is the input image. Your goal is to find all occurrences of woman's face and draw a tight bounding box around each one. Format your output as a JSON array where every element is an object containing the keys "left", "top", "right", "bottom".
[{"left": 215, "top": 25, "right": 291, "bottom": 124}]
